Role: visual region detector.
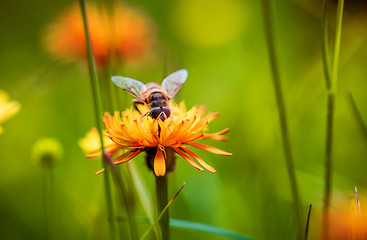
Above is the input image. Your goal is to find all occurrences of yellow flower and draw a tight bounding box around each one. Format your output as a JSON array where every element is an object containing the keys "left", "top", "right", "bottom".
[
  {"left": 32, "top": 138, "right": 63, "bottom": 167},
  {"left": 79, "top": 128, "right": 121, "bottom": 158},
  {"left": 91, "top": 102, "right": 231, "bottom": 176},
  {"left": 0, "top": 90, "right": 20, "bottom": 134}
]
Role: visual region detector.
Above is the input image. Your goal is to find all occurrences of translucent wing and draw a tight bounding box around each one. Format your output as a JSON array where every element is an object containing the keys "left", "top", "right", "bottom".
[
  {"left": 161, "top": 69, "right": 188, "bottom": 99},
  {"left": 112, "top": 76, "right": 146, "bottom": 101}
]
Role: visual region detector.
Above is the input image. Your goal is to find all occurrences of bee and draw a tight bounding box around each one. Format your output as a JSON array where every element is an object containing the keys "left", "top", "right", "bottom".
[{"left": 112, "top": 69, "right": 188, "bottom": 121}]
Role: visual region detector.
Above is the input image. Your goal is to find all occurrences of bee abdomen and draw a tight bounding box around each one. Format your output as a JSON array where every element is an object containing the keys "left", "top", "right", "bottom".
[{"left": 148, "top": 93, "right": 168, "bottom": 108}]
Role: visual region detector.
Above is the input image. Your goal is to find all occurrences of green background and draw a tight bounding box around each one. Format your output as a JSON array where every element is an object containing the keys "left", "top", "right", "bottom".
[{"left": 1, "top": 0, "right": 367, "bottom": 239}]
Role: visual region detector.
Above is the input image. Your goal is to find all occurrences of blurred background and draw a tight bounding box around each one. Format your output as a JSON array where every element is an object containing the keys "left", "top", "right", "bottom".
[{"left": 1, "top": 0, "right": 367, "bottom": 239}]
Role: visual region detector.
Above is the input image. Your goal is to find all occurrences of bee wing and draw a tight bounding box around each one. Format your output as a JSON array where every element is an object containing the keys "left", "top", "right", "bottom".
[
  {"left": 161, "top": 69, "right": 188, "bottom": 99},
  {"left": 112, "top": 76, "right": 146, "bottom": 101}
]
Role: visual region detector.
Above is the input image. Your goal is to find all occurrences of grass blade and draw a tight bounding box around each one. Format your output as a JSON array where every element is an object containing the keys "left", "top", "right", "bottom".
[
  {"left": 321, "top": 0, "right": 331, "bottom": 90},
  {"left": 261, "top": 0, "right": 303, "bottom": 237},
  {"left": 140, "top": 182, "right": 186, "bottom": 240},
  {"left": 79, "top": 0, "right": 116, "bottom": 239},
  {"left": 304, "top": 204, "right": 312, "bottom": 240},
  {"left": 331, "top": 0, "right": 345, "bottom": 92},
  {"left": 345, "top": 91, "right": 367, "bottom": 141},
  {"left": 321, "top": 1, "right": 344, "bottom": 239}
]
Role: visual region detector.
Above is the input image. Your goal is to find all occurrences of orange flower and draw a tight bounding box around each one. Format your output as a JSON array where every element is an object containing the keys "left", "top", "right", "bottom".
[
  {"left": 44, "top": 3, "right": 154, "bottom": 68},
  {"left": 327, "top": 193, "right": 367, "bottom": 239},
  {"left": 90, "top": 102, "right": 231, "bottom": 176}
]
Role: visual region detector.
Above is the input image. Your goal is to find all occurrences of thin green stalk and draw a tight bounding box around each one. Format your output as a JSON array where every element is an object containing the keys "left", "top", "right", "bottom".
[
  {"left": 261, "top": 0, "right": 303, "bottom": 237},
  {"left": 331, "top": 0, "right": 344, "bottom": 93},
  {"left": 323, "top": 91, "right": 334, "bottom": 240},
  {"left": 43, "top": 166, "right": 53, "bottom": 240},
  {"left": 140, "top": 183, "right": 185, "bottom": 240},
  {"left": 156, "top": 175, "right": 169, "bottom": 240},
  {"left": 304, "top": 204, "right": 312, "bottom": 240},
  {"left": 345, "top": 91, "right": 367, "bottom": 141},
  {"left": 321, "top": 0, "right": 331, "bottom": 90},
  {"left": 107, "top": 68, "right": 119, "bottom": 111},
  {"left": 79, "top": 0, "right": 116, "bottom": 238},
  {"left": 104, "top": 153, "right": 139, "bottom": 240},
  {"left": 128, "top": 162, "right": 161, "bottom": 239},
  {"left": 321, "top": 1, "right": 344, "bottom": 239}
]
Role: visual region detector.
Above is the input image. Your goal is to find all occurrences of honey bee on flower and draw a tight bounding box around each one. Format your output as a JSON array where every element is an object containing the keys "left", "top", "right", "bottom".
[
  {"left": 84, "top": 69, "right": 231, "bottom": 176},
  {"left": 112, "top": 69, "right": 188, "bottom": 121},
  {"left": 84, "top": 102, "right": 231, "bottom": 176}
]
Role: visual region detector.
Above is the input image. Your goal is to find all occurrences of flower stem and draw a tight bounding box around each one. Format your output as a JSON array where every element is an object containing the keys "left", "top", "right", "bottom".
[
  {"left": 321, "top": 0, "right": 344, "bottom": 239},
  {"left": 261, "top": 0, "right": 303, "bottom": 238},
  {"left": 104, "top": 153, "right": 139, "bottom": 240},
  {"left": 79, "top": 0, "right": 116, "bottom": 239},
  {"left": 141, "top": 183, "right": 185, "bottom": 240},
  {"left": 321, "top": 0, "right": 331, "bottom": 90},
  {"left": 156, "top": 175, "right": 169, "bottom": 240},
  {"left": 43, "top": 165, "right": 53, "bottom": 240}
]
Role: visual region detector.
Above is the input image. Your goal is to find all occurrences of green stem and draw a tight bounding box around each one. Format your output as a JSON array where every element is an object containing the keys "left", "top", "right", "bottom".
[
  {"left": 141, "top": 183, "right": 185, "bottom": 240},
  {"left": 156, "top": 175, "right": 169, "bottom": 240},
  {"left": 107, "top": 67, "right": 119, "bottom": 111},
  {"left": 79, "top": 0, "right": 116, "bottom": 239},
  {"left": 321, "top": 0, "right": 331, "bottom": 90},
  {"left": 321, "top": 1, "right": 344, "bottom": 239},
  {"left": 323, "top": 91, "right": 334, "bottom": 240},
  {"left": 261, "top": 0, "right": 303, "bottom": 237},
  {"left": 331, "top": 0, "right": 345, "bottom": 93},
  {"left": 345, "top": 91, "right": 367, "bottom": 141},
  {"left": 43, "top": 166, "right": 53, "bottom": 240},
  {"left": 104, "top": 153, "right": 139, "bottom": 240}
]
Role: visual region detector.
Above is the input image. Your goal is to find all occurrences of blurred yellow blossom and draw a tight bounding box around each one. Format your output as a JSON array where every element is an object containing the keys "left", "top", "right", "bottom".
[
  {"left": 32, "top": 138, "right": 63, "bottom": 167},
  {"left": 0, "top": 90, "right": 20, "bottom": 134},
  {"left": 78, "top": 128, "right": 120, "bottom": 158}
]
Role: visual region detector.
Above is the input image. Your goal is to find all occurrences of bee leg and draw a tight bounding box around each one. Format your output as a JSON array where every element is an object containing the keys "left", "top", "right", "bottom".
[
  {"left": 132, "top": 99, "right": 144, "bottom": 114},
  {"left": 141, "top": 111, "right": 149, "bottom": 118},
  {"left": 157, "top": 111, "right": 168, "bottom": 121}
]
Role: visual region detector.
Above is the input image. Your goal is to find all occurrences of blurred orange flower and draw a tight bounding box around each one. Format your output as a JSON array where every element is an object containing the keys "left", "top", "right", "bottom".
[
  {"left": 44, "top": 3, "right": 154, "bottom": 68},
  {"left": 88, "top": 102, "right": 231, "bottom": 176},
  {"left": 327, "top": 193, "right": 367, "bottom": 239}
]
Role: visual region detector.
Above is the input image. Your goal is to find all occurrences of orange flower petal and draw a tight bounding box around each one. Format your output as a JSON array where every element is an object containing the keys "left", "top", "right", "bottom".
[
  {"left": 154, "top": 147, "right": 166, "bottom": 176},
  {"left": 205, "top": 112, "right": 219, "bottom": 123},
  {"left": 181, "top": 147, "right": 216, "bottom": 173},
  {"left": 86, "top": 152, "right": 102, "bottom": 158},
  {"left": 187, "top": 142, "right": 232, "bottom": 156},
  {"left": 113, "top": 149, "right": 142, "bottom": 165},
  {"left": 173, "top": 147, "right": 204, "bottom": 171},
  {"left": 95, "top": 149, "right": 142, "bottom": 175},
  {"left": 203, "top": 128, "right": 230, "bottom": 141},
  {"left": 95, "top": 168, "right": 105, "bottom": 175}
]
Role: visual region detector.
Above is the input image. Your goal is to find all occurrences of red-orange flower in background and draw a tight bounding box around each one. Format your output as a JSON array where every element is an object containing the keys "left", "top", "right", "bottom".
[
  {"left": 326, "top": 192, "right": 367, "bottom": 239},
  {"left": 44, "top": 3, "right": 154, "bottom": 68},
  {"left": 87, "top": 102, "right": 231, "bottom": 176}
]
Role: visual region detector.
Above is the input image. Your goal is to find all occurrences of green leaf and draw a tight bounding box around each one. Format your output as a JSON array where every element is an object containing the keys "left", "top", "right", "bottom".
[{"left": 170, "top": 219, "right": 256, "bottom": 240}]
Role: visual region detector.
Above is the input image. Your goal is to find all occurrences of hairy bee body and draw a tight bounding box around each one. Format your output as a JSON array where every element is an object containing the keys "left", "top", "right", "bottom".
[{"left": 112, "top": 69, "right": 188, "bottom": 120}]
